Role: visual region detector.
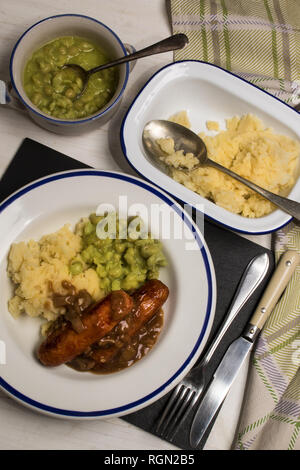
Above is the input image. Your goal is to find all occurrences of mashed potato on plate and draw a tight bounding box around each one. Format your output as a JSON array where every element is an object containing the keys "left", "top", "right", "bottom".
[
  {"left": 157, "top": 111, "right": 299, "bottom": 218},
  {"left": 7, "top": 224, "right": 103, "bottom": 321}
]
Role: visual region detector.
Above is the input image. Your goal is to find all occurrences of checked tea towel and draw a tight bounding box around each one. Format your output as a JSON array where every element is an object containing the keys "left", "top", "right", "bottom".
[
  {"left": 235, "top": 222, "right": 300, "bottom": 450},
  {"left": 169, "top": 0, "right": 300, "bottom": 105},
  {"left": 168, "top": 0, "right": 300, "bottom": 450}
]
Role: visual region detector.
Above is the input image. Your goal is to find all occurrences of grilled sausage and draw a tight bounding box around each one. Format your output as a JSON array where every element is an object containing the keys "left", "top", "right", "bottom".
[
  {"left": 89, "top": 279, "right": 169, "bottom": 365},
  {"left": 38, "top": 290, "right": 133, "bottom": 367}
]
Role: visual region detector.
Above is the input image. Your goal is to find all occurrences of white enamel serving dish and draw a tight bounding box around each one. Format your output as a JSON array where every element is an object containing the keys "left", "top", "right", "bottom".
[
  {"left": 120, "top": 61, "right": 300, "bottom": 234},
  {"left": 0, "top": 169, "right": 216, "bottom": 418}
]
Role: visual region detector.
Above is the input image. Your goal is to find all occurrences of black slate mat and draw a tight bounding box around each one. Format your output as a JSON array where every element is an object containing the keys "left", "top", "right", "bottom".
[{"left": 0, "top": 138, "right": 275, "bottom": 450}]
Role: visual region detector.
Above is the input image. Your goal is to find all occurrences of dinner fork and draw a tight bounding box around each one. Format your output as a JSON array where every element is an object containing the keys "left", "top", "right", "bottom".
[{"left": 155, "top": 252, "right": 270, "bottom": 440}]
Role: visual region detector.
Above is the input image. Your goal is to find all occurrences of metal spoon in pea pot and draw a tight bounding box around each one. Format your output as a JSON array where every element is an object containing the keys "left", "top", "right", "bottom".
[
  {"left": 142, "top": 120, "right": 300, "bottom": 221},
  {"left": 62, "top": 34, "right": 188, "bottom": 99}
]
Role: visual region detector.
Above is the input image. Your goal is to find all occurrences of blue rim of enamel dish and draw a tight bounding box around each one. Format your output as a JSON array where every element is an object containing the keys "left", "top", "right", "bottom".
[
  {"left": 120, "top": 60, "right": 299, "bottom": 235},
  {"left": 0, "top": 169, "right": 215, "bottom": 417},
  {"left": 9, "top": 14, "right": 129, "bottom": 125}
]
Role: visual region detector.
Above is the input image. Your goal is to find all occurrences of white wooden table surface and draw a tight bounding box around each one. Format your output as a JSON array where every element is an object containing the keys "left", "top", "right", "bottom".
[{"left": 0, "top": 0, "right": 271, "bottom": 451}]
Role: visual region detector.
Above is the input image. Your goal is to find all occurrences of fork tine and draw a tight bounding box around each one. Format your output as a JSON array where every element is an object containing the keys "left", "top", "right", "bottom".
[
  {"left": 156, "top": 384, "right": 185, "bottom": 435},
  {"left": 156, "top": 384, "right": 183, "bottom": 434},
  {"left": 158, "top": 386, "right": 189, "bottom": 437},
  {"left": 167, "top": 390, "right": 198, "bottom": 441},
  {"left": 164, "top": 389, "right": 195, "bottom": 439}
]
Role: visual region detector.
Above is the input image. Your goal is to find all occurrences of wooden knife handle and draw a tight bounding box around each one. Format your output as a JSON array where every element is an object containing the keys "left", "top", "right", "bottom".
[{"left": 247, "top": 250, "right": 299, "bottom": 335}]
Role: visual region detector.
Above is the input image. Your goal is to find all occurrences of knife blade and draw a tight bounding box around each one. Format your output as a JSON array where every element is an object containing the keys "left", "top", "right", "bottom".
[{"left": 190, "top": 250, "right": 300, "bottom": 448}]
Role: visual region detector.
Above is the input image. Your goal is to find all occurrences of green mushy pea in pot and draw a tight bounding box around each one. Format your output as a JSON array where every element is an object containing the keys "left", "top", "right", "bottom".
[
  {"left": 23, "top": 36, "right": 118, "bottom": 120},
  {"left": 70, "top": 213, "right": 167, "bottom": 294}
]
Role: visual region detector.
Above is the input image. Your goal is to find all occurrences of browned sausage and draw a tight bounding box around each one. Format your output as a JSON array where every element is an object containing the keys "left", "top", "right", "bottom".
[
  {"left": 38, "top": 290, "right": 133, "bottom": 367},
  {"left": 89, "top": 279, "right": 169, "bottom": 365}
]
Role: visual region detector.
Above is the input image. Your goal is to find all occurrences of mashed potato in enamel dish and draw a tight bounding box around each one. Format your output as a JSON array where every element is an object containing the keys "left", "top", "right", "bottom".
[
  {"left": 7, "top": 224, "right": 103, "bottom": 321},
  {"left": 157, "top": 111, "right": 299, "bottom": 218}
]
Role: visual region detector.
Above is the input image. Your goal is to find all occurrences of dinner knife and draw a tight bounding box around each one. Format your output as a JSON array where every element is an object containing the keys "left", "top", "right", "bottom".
[{"left": 190, "top": 250, "right": 300, "bottom": 448}]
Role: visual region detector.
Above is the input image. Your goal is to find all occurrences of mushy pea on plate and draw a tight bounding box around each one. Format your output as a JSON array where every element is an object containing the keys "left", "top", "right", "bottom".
[{"left": 7, "top": 213, "right": 167, "bottom": 322}]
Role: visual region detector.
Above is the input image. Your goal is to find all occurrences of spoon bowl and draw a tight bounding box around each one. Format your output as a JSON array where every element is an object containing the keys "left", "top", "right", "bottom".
[
  {"left": 143, "top": 120, "right": 207, "bottom": 171},
  {"left": 142, "top": 119, "right": 300, "bottom": 221}
]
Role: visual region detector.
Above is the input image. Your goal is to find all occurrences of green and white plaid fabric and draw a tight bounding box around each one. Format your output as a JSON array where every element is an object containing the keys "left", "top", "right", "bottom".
[
  {"left": 169, "top": 0, "right": 300, "bottom": 105},
  {"left": 235, "top": 222, "right": 300, "bottom": 450},
  {"left": 168, "top": 0, "right": 300, "bottom": 450}
]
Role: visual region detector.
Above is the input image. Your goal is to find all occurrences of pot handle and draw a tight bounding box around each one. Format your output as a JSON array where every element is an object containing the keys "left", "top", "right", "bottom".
[
  {"left": 0, "top": 80, "right": 26, "bottom": 112},
  {"left": 124, "top": 44, "right": 136, "bottom": 73}
]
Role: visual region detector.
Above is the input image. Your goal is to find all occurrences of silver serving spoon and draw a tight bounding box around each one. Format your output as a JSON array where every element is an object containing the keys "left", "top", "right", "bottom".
[
  {"left": 142, "top": 120, "right": 300, "bottom": 221},
  {"left": 63, "top": 34, "right": 188, "bottom": 98}
]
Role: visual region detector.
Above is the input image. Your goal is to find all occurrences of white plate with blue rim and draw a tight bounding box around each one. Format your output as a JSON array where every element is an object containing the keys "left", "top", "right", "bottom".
[
  {"left": 120, "top": 60, "right": 300, "bottom": 235},
  {"left": 0, "top": 169, "right": 216, "bottom": 418}
]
